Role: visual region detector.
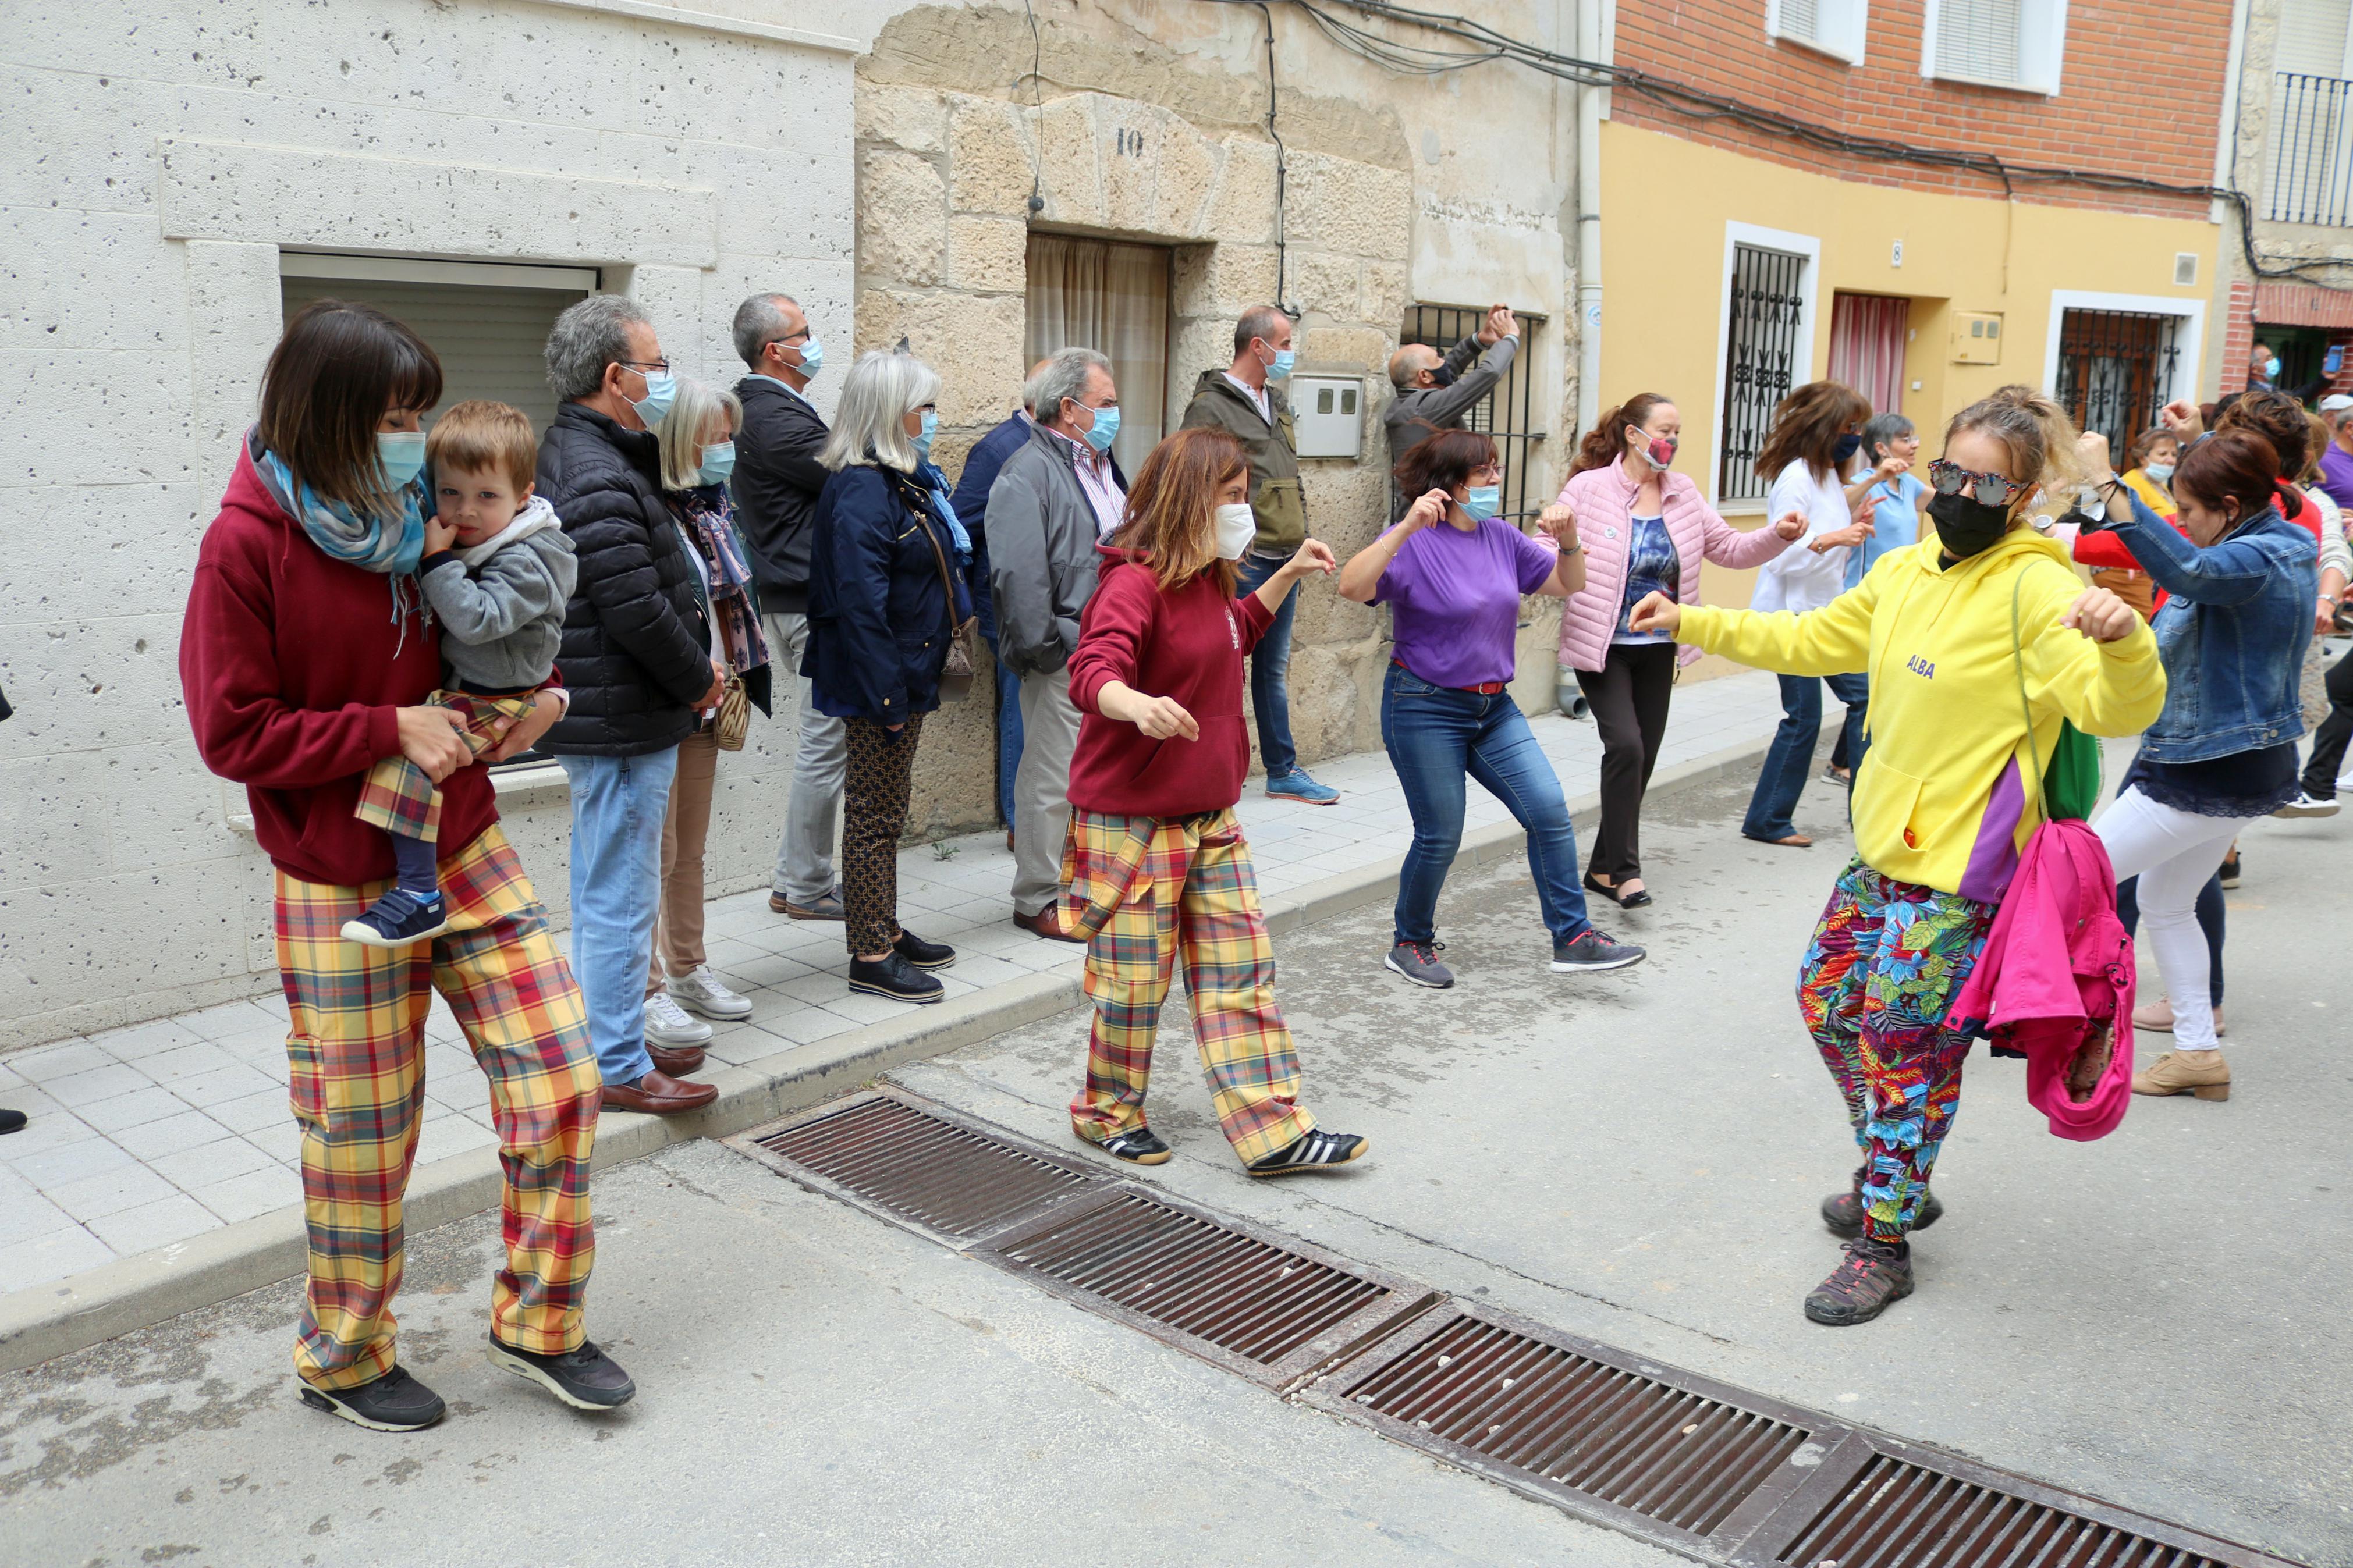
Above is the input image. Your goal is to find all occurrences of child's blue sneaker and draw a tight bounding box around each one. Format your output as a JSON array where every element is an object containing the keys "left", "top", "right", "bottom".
[
  {"left": 342, "top": 888, "right": 450, "bottom": 949},
  {"left": 1265, "top": 769, "right": 1340, "bottom": 805}
]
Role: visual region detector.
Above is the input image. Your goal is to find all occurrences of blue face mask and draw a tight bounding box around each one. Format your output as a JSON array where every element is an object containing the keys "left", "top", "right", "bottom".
[
  {"left": 1460, "top": 485, "right": 1502, "bottom": 522},
  {"left": 378, "top": 431, "right": 427, "bottom": 489},
  {"left": 793, "top": 336, "right": 824, "bottom": 379},
  {"left": 1266, "top": 347, "right": 1295, "bottom": 381},
  {"left": 629, "top": 368, "right": 677, "bottom": 428},
  {"left": 698, "top": 440, "right": 737, "bottom": 486},
  {"left": 1833, "top": 432, "right": 1864, "bottom": 463},
  {"left": 1077, "top": 400, "right": 1121, "bottom": 453},
  {"left": 2265, "top": 356, "right": 2282, "bottom": 380},
  {"left": 914, "top": 407, "right": 938, "bottom": 458}
]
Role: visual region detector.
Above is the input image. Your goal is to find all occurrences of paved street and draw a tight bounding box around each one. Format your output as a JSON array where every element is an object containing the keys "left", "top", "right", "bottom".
[{"left": 3, "top": 747, "right": 2343, "bottom": 1566}]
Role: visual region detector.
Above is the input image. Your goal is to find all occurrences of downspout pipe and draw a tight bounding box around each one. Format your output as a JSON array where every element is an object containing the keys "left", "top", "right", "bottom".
[{"left": 1575, "top": 0, "right": 1606, "bottom": 435}]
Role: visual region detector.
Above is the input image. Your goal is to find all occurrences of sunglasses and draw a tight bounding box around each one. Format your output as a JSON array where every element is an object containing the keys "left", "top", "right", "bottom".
[{"left": 1927, "top": 458, "right": 2031, "bottom": 508}]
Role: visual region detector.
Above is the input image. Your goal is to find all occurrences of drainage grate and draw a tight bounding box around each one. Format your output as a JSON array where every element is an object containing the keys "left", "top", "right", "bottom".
[
  {"left": 975, "top": 1187, "right": 1438, "bottom": 1391},
  {"left": 1320, "top": 1307, "right": 1820, "bottom": 1549},
  {"left": 1769, "top": 1451, "right": 2253, "bottom": 1568},
  {"left": 732, "top": 1091, "right": 1103, "bottom": 1246}
]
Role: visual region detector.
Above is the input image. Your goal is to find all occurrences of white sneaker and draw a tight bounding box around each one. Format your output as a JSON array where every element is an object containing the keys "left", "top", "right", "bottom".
[
  {"left": 2273, "top": 791, "right": 2341, "bottom": 818},
  {"left": 643, "top": 993, "right": 713, "bottom": 1046},
  {"left": 667, "top": 965, "right": 753, "bottom": 1021}
]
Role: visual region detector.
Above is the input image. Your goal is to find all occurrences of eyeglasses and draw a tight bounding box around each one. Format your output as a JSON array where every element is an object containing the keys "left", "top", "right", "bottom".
[
  {"left": 1928, "top": 458, "right": 2031, "bottom": 508},
  {"left": 618, "top": 358, "right": 671, "bottom": 375}
]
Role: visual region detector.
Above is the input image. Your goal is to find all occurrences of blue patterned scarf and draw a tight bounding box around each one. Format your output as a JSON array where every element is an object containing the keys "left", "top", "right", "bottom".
[{"left": 252, "top": 433, "right": 431, "bottom": 649}]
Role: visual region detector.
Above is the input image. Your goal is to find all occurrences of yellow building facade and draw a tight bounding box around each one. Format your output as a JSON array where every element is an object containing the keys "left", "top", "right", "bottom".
[{"left": 1596, "top": 123, "right": 2224, "bottom": 658}]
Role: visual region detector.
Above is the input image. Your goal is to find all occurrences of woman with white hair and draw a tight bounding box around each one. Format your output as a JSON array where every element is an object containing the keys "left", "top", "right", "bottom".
[
  {"left": 639, "top": 379, "right": 772, "bottom": 1050},
  {"left": 804, "top": 347, "right": 973, "bottom": 1004}
]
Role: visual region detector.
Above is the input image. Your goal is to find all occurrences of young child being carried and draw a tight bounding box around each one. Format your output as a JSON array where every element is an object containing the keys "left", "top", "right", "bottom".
[{"left": 343, "top": 400, "right": 578, "bottom": 947}]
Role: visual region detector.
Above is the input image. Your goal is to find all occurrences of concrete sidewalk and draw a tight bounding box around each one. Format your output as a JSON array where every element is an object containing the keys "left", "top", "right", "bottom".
[{"left": 0, "top": 669, "right": 1787, "bottom": 1367}]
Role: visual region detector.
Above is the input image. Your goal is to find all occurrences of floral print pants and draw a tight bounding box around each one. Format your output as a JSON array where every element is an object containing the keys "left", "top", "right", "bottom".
[{"left": 1798, "top": 858, "right": 1995, "bottom": 1244}]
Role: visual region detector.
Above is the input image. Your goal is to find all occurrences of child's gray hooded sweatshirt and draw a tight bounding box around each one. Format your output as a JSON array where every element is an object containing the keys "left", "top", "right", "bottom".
[{"left": 416, "top": 495, "right": 579, "bottom": 692}]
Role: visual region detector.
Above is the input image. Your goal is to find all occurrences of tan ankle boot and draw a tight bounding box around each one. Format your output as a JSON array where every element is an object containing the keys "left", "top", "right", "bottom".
[{"left": 2131, "top": 1050, "right": 2231, "bottom": 1100}]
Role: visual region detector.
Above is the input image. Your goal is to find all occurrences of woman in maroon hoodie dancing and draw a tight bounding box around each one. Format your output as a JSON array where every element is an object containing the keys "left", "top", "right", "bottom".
[
  {"left": 179, "top": 300, "right": 632, "bottom": 1432},
  {"left": 1062, "top": 428, "right": 1367, "bottom": 1175}
]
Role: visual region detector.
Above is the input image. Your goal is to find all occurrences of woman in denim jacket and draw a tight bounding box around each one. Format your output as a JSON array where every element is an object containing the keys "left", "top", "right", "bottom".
[{"left": 2079, "top": 429, "right": 2317, "bottom": 1103}]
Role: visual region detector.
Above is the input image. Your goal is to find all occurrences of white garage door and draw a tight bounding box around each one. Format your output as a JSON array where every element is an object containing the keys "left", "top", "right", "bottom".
[{"left": 279, "top": 258, "right": 597, "bottom": 439}]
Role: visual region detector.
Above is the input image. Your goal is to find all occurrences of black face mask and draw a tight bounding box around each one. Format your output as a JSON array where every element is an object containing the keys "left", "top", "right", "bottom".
[
  {"left": 1426, "top": 364, "right": 1457, "bottom": 389},
  {"left": 1927, "top": 490, "right": 2013, "bottom": 560}
]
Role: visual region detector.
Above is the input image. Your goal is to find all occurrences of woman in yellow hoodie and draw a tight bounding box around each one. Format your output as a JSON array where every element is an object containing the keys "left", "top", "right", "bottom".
[{"left": 1627, "top": 387, "right": 2164, "bottom": 1327}]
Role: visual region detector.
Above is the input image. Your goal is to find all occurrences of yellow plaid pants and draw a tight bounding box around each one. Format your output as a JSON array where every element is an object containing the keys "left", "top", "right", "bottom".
[
  {"left": 1063, "top": 807, "right": 1314, "bottom": 1165},
  {"left": 352, "top": 688, "right": 537, "bottom": 843},
  {"left": 274, "top": 824, "right": 601, "bottom": 1391}
]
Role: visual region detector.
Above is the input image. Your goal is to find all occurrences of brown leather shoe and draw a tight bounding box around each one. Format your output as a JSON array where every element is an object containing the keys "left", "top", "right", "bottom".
[
  {"left": 647, "top": 1042, "right": 706, "bottom": 1076},
  {"left": 599, "top": 1069, "right": 719, "bottom": 1115},
  {"left": 1014, "top": 903, "right": 1086, "bottom": 943}
]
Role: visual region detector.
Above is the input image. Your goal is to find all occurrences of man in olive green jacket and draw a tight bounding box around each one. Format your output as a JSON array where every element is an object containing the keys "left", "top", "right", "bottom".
[{"left": 1178, "top": 305, "right": 1339, "bottom": 805}]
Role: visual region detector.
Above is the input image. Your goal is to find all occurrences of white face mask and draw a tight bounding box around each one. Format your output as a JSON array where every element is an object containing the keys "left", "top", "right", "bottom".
[{"left": 1213, "top": 502, "right": 1257, "bottom": 560}]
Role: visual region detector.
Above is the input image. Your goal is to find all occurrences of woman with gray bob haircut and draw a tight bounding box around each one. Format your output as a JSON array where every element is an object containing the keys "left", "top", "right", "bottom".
[
  {"left": 803, "top": 348, "right": 974, "bottom": 1004},
  {"left": 637, "top": 378, "right": 773, "bottom": 1049}
]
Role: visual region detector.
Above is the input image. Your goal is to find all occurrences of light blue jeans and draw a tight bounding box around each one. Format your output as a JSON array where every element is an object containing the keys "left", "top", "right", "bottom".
[{"left": 558, "top": 748, "right": 680, "bottom": 1087}]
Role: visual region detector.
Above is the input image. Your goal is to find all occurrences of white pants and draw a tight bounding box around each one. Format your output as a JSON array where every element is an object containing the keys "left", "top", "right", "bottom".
[
  {"left": 1012, "top": 666, "right": 1082, "bottom": 918},
  {"left": 2093, "top": 786, "right": 2240, "bottom": 1051},
  {"left": 760, "top": 609, "right": 846, "bottom": 904}
]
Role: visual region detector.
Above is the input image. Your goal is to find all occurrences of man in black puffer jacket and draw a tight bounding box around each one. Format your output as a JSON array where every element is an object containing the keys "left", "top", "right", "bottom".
[{"left": 536, "top": 294, "right": 721, "bottom": 1119}]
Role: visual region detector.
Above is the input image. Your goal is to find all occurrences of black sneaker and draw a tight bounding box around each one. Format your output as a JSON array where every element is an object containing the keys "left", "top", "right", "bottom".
[
  {"left": 1248, "top": 1129, "right": 1368, "bottom": 1176},
  {"left": 893, "top": 929, "right": 957, "bottom": 969},
  {"left": 1383, "top": 939, "right": 1455, "bottom": 989},
  {"left": 2218, "top": 852, "right": 2241, "bottom": 890},
  {"left": 1092, "top": 1127, "right": 1172, "bottom": 1165},
  {"left": 0, "top": 1108, "right": 24, "bottom": 1136},
  {"left": 298, "top": 1365, "right": 446, "bottom": 1432},
  {"left": 1821, "top": 1175, "right": 1944, "bottom": 1239},
  {"left": 1804, "top": 1237, "right": 1915, "bottom": 1326},
  {"left": 341, "top": 888, "right": 450, "bottom": 949},
  {"left": 1551, "top": 928, "right": 1646, "bottom": 972},
  {"left": 488, "top": 1336, "right": 637, "bottom": 1410},
  {"left": 847, "top": 950, "right": 945, "bottom": 1004}
]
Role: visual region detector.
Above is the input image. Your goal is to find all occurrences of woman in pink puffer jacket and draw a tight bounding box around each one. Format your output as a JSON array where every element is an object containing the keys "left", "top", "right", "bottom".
[{"left": 1557, "top": 393, "right": 1802, "bottom": 907}]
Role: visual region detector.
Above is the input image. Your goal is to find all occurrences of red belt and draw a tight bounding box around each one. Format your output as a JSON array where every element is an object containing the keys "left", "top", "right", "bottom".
[{"left": 1394, "top": 659, "right": 1506, "bottom": 695}]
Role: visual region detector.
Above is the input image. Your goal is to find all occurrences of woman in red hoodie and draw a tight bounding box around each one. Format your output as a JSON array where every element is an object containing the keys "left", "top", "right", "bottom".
[
  {"left": 1061, "top": 428, "right": 1365, "bottom": 1175},
  {"left": 179, "top": 301, "right": 629, "bottom": 1433}
]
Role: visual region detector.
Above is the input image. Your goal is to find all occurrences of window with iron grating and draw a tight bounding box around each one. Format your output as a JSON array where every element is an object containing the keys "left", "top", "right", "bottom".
[
  {"left": 2054, "top": 309, "right": 2185, "bottom": 460},
  {"left": 1719, "top": 246, "right": 1808, "bottom": 506},
  {"left": 1400, "top": 305, "right": 1546, "bottom": 522}
]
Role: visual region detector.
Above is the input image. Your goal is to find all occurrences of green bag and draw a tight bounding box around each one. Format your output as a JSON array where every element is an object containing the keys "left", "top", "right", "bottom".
[{"left": 2010, "top": 574, "right": 2104, "bottom": 823}]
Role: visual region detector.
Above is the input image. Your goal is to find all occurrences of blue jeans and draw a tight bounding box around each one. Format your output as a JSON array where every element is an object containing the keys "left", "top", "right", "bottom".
[
  {"left": 1235, "top": 553, "right": 1300, "bottom": 778},
  {"left": 1380, "top": 664, "right": 1591, "bottom": 945},
  {"left": 968, "top": 545, "right": 1023, "bottom": 828},
  {"left": 558, "top": 748, "right": 679, "bottom": 1087},
  {"left": 1743, "top": 672, "right": 1869, "bottom": 842}
]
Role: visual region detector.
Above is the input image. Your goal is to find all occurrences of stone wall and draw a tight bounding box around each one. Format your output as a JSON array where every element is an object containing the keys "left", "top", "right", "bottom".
[{"left": 856, "top": 2, "right": 1577, "bottom": 837}]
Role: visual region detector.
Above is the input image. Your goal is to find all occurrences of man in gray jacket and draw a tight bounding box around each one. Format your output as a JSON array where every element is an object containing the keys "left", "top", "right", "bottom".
[
  {"left": 988, "top": 347, "right": 1127, "bottom": 940},
  {"left": 1383, "top": 304, "right": 1518, "bottom": 517}
]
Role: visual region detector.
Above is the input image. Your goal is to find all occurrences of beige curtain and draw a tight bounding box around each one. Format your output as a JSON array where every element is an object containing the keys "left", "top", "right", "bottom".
[{"left": 1025, "top": 234, "right": 1169, "bottom": 479}]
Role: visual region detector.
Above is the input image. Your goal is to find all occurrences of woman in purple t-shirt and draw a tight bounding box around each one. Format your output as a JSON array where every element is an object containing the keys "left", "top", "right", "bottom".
[{"left": 1339, "top": 430, "right": 1648, "bottom": 990}]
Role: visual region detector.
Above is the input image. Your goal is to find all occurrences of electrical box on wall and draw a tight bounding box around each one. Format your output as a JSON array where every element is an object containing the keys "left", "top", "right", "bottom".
[
  {"left": 1290, "top": 376, "right": 1362, "bottom": 459},
  {"left": 1950, "top": 312, "right": 2004, "bottom": 365}
]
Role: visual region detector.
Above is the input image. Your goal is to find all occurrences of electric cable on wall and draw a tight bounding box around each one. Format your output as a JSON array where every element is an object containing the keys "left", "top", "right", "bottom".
[
  {"left": 1199, "top": 0, "right": 2353, "bottom": 291},
  {"left": 1255, "top": 2, "right": 1296, "bottom": 318}
]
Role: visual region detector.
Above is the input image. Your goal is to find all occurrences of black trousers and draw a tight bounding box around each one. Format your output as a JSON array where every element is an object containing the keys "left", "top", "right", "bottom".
[
  {"left": 1574, "top": 642, "right": 1678, "bottom": 881},
  {"left": 2301, "top": 649, "right": 2353, "bottom": 799}
]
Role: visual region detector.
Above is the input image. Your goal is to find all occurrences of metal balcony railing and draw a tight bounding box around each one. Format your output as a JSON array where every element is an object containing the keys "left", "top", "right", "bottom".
[{"left": 2268, "top": 72, "right": 2353, "bottom": 227}]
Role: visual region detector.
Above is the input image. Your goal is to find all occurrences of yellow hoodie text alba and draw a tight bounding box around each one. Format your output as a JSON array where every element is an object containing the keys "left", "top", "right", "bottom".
[{"left": 1678, "top": 530, "right": 2166, "bottom": 900}]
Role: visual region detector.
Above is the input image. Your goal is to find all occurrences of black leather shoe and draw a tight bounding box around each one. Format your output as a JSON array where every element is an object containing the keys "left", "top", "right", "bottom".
[
  {"left": 893, "top": 929, "right": 957, "bottom": 969},
  {"left": 0, "top": 1108, "right": 24, "bottom": 1136},
  {"left": 1582, "top": 872, "right": 1653, "bottom": 910},
  {"left": 1092, "top": 1127, "right": 1172, "bottom": 1165},
  {"left": 847, "top": 951, "right": 945, "bottom": 1004},
  {"left": 299, "top": 1366, "right": 446, "bottom": 1432},
  {"left": 488, "top": 1336, "right": 636, "bottom": 1410}
]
